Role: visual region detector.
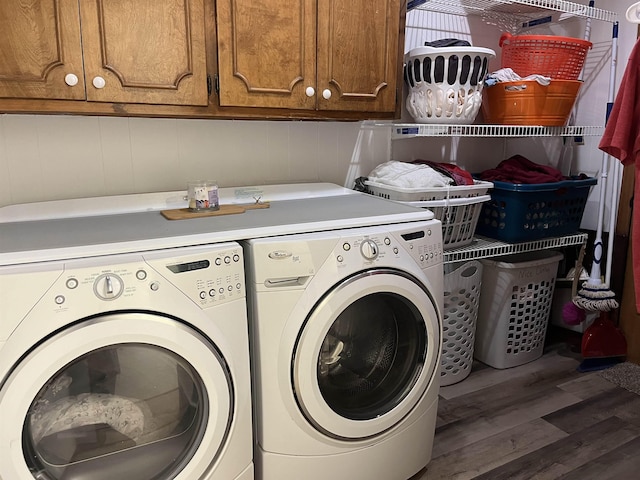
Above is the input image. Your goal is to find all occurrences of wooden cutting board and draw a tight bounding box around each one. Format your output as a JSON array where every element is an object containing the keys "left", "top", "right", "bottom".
[{"left": 161, "top": 202, "right": 270, "bottom": 220}]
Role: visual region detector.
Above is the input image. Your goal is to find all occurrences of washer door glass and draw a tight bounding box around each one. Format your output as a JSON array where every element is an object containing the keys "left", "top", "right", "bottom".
[
  {"left": 23, "top": 344, "right": 205, "bottom": 479},
  {"left": 318, "top": 292, "right": 425, "bottom": 420},
  {"left": 293, "top": 269, "right": 441, "bottom": 440},
  {"left": 0, "top": 313, "right": 233, "bottom": 480}
]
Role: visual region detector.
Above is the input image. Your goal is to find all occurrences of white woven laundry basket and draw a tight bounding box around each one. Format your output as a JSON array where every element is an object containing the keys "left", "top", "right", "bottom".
[
  {"left": 475, "top": 251, "right": 563, "bottom": 369},
  {"left": 441, "top": 260, "right": 483, "bottom": 386},
  {"left": 364, "top": 180, "right": 492, "bottom": 249}
]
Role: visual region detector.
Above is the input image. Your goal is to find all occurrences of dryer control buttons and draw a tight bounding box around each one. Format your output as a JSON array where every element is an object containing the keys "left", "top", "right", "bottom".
[
  {"left": 93, "top": 273, "right": 124, "bottom": 300},
  {"left": 65, "top": 278, "right": 79, "bottom": 289},
  {"left": 136, "top": 269, "right": 147, "bottom": 280},
  {"left": 360, "top": 239, "right": 379, "bottom": 260}
]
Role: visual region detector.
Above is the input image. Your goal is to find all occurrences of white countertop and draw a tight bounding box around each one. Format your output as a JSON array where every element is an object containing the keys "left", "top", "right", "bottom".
[{"left": 0, "top": 183, "right": 435, "bottom": 266}]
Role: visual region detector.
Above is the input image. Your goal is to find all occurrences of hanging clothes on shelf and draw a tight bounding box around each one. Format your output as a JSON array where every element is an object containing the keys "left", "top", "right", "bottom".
[{"left": 598, "top": 31, "right": 640, "bottom": 311}]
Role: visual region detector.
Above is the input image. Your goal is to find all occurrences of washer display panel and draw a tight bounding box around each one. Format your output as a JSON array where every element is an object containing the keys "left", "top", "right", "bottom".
[
  {"left": 0, "top": 313, "right": 233, "bottom": 480},
  {"left": 293, "top": 269, "right": 441, "bottom": 440}
]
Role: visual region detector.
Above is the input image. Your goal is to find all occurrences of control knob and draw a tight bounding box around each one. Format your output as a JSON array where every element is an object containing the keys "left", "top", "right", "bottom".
[
  {"left": 94, "top": 273, "right": 124, "bottom": 300},
  {"left": 360, "top": 239, "right": 379, "bottom": 260}
]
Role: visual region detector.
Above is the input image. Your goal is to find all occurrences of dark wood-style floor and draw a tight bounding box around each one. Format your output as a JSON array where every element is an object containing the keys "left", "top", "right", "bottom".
[{"left": 411, "top": 328, "right": 640, "bottom": 480}]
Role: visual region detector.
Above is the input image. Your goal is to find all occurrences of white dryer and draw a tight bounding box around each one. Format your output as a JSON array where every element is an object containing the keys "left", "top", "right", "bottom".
[
  {"left": 0, "top": 243, "right": 253, "bottom": 480},
  {"left": 243, "top": 220, "right": 443, "bottom": 480}
]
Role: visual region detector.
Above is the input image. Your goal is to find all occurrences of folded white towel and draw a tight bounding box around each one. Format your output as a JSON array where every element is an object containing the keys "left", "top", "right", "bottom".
[{"left": 368, "top": 161, "right": 452, "bottom": 189}]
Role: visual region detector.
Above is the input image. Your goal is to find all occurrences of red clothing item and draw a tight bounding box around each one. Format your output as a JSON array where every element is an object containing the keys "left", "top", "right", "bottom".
[
  {"left": 411, "top": 159, "right": 474, "bottom": 185},
  {"left": 599, "top": 37, "right": 640, "bottom": 312},
  {"left": 479, "top": 155, "right": 564, "bottom": 184}
]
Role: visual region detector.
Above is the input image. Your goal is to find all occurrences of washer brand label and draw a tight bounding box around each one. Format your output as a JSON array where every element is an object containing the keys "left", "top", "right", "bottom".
[{"left": 268, "top": 250, "right": 292, "bottom": 260}]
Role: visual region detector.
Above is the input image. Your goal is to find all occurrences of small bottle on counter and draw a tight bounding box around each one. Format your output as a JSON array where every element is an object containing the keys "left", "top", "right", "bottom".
[{"left": 188, "top": 181, "right": 220, "bottom": 211}]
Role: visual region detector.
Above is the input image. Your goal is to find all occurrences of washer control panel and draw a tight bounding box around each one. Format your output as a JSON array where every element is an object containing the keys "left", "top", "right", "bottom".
[
  {"left": 50, "top": 243, "right": 244, "bottom": 311},
  {"left": 144, "top": 244, "right": 245, "bottom": 307},
  {"left": 336, "top": 221, "right": 443, "bottom": 270}
]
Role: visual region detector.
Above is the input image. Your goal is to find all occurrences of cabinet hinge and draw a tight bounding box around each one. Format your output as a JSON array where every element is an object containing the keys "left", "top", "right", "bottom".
[
  {"left": 207, "top": 74, "right": 220, "bottom": 96},
  {"left": 210, "top": 74, "right": 220, "bottom": 96}
]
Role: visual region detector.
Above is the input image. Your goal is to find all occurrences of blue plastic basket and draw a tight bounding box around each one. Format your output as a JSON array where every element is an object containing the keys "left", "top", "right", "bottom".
[{"left": 475, "top": 176, "right": 597, "bottom": 243}]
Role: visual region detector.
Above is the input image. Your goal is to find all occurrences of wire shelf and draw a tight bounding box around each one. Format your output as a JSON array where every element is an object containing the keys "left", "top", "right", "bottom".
[
  {"left": 408, "top": 0, "right": 617, "bottom": 25},
  {"left": 443, "top": 232, "right": 587, "bottom": 264},
  {"left": 380, "top": 124, "right": 603, "bottom": 139}
]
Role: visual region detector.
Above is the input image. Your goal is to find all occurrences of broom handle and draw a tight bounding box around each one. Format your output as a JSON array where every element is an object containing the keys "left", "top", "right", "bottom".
[
  {"left": 605, "top": 22, "right": 620, "bottom": 286},
  {"left": 590, "top": 155, "right": 608, "bottom": 285},
  {"left": 590, "top": 21, "right": 619, "bottom": 287}
]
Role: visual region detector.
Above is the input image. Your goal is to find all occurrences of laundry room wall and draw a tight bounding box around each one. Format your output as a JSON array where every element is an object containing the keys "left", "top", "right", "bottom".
[
  {"left": 0, "top": 116, "right": 389, "bottom": 208},
  {"left": 0, "top": 0, "right": 635, "bottom": 220}
]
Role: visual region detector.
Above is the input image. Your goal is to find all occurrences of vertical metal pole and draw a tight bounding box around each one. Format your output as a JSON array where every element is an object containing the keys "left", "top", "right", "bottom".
[{"left": 605, "top": 21, "right": 620, "bottom": 286}]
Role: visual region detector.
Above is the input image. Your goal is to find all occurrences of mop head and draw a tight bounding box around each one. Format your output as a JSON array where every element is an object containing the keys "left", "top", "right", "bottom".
[{"left": 573, "top": 281, "right": 619, "bottom": 312}]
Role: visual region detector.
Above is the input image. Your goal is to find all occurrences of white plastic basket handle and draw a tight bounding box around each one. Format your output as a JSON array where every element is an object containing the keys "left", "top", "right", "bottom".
[
  {"left": 408, "top": 194, "right": 492, "bottom": 209},
  {"left": 444, "top": 260, "right": 483, "bottom": 290}
]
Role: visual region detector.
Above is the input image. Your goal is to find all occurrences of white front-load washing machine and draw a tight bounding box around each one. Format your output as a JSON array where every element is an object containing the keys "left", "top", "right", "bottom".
[
  {"left": 0, "top": 242, "right": 253, "bottom": 480},
  {"left": 243, "top": 220, "right": 443, "bottom": 480}
]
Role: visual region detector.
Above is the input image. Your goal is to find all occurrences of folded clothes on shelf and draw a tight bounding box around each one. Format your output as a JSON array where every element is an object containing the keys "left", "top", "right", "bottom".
[
  {"left": 366, "top": 160, "right": 453, "bottom": 189},
  {"left": 478, "top": 155, "right": 564, "bottom": 184},
  {"left": 411, "top": 159, "right": 475, "bottom": 186}
]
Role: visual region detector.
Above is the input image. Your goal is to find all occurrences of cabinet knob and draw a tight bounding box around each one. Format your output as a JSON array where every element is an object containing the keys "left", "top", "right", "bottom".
[
  {"left": 322, "top": 89, "right": 332, "bottom": 100},
  {"left": 92, "top": 76, "right": 106, "bottom": 89},
  {"left": 305, "top": 86, "right": 315, "bottom": 97},
  {"left": 64, "top": 73, "right": 79, "bottom": 87}
]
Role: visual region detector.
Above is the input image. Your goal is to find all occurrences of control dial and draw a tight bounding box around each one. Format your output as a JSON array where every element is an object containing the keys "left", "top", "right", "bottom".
[
  {"left": 360, "top": 239, "right": 379, "bottom": 260},
  {"left": 93, "top": 273, "right": 124, "bottom": 300}
]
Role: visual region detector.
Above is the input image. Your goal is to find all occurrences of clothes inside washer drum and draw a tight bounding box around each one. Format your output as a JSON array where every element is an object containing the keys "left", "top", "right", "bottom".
[
  {"left": 29, "top": 393, "right": 147, "bottom": 444},
  {"left": 320, "top": 318, "right": 397, "bottom": 396}
]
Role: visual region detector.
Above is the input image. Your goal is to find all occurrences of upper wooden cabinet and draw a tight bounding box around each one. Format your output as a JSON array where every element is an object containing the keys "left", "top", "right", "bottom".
[
  {"left": 0, "top": 0, "right": 208, "bottom": 106},
  {"left": 0, "top": 0, "right": 85, "bottom": 101},
  {"left": 215, "top": 0, "right": 403, "bottom": 114}
]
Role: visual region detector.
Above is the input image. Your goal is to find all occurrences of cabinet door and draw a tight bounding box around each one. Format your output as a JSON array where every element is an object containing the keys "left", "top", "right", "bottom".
[
  {"left": 79, "top": 0, "right": 208, "bottom": 106},
  {"left": 216, "top": 0, "right": 317, "bottom": 109},
  {"left": 316, "top": 0, "right": 401, "bottom": 113},
  {"left": 0, "top": 0, "right": 86, "bottom": 100}
]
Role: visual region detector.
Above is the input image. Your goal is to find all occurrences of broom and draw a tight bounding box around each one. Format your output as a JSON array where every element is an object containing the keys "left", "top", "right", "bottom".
[
  {"left": 571, "top": 156, "right": 619, "bottom": 313},
  {"left": 575, "top": 21, "right": 627, "bottom": 371},
  {"left": 572, "top": 17, "right": 620, "bottom": 314},
  {"left": 561, "top": 7, "right": 617, "bottom": 318}
]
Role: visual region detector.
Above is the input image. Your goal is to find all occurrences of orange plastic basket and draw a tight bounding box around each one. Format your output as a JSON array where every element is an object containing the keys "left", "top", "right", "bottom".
[
  {"left": 481, "top": 80, "right": 582, "bottom": 126},
  {"left": 499, "top": 33, "right": 592, "bottom": 80}
]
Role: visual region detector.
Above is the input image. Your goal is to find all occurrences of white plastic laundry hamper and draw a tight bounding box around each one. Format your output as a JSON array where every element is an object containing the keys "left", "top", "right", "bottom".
[
  {"left": 441, "top": 260, "right": 483, "bottom": 386},
  {"left": 364, "top": 179, "right": 493, "bottom": 249},
  {"left": 475, "top": 250, "right": 563, "bottom": 369},
  {"left": 404, "top": 46, "right": 495, "bottom": 124}
]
